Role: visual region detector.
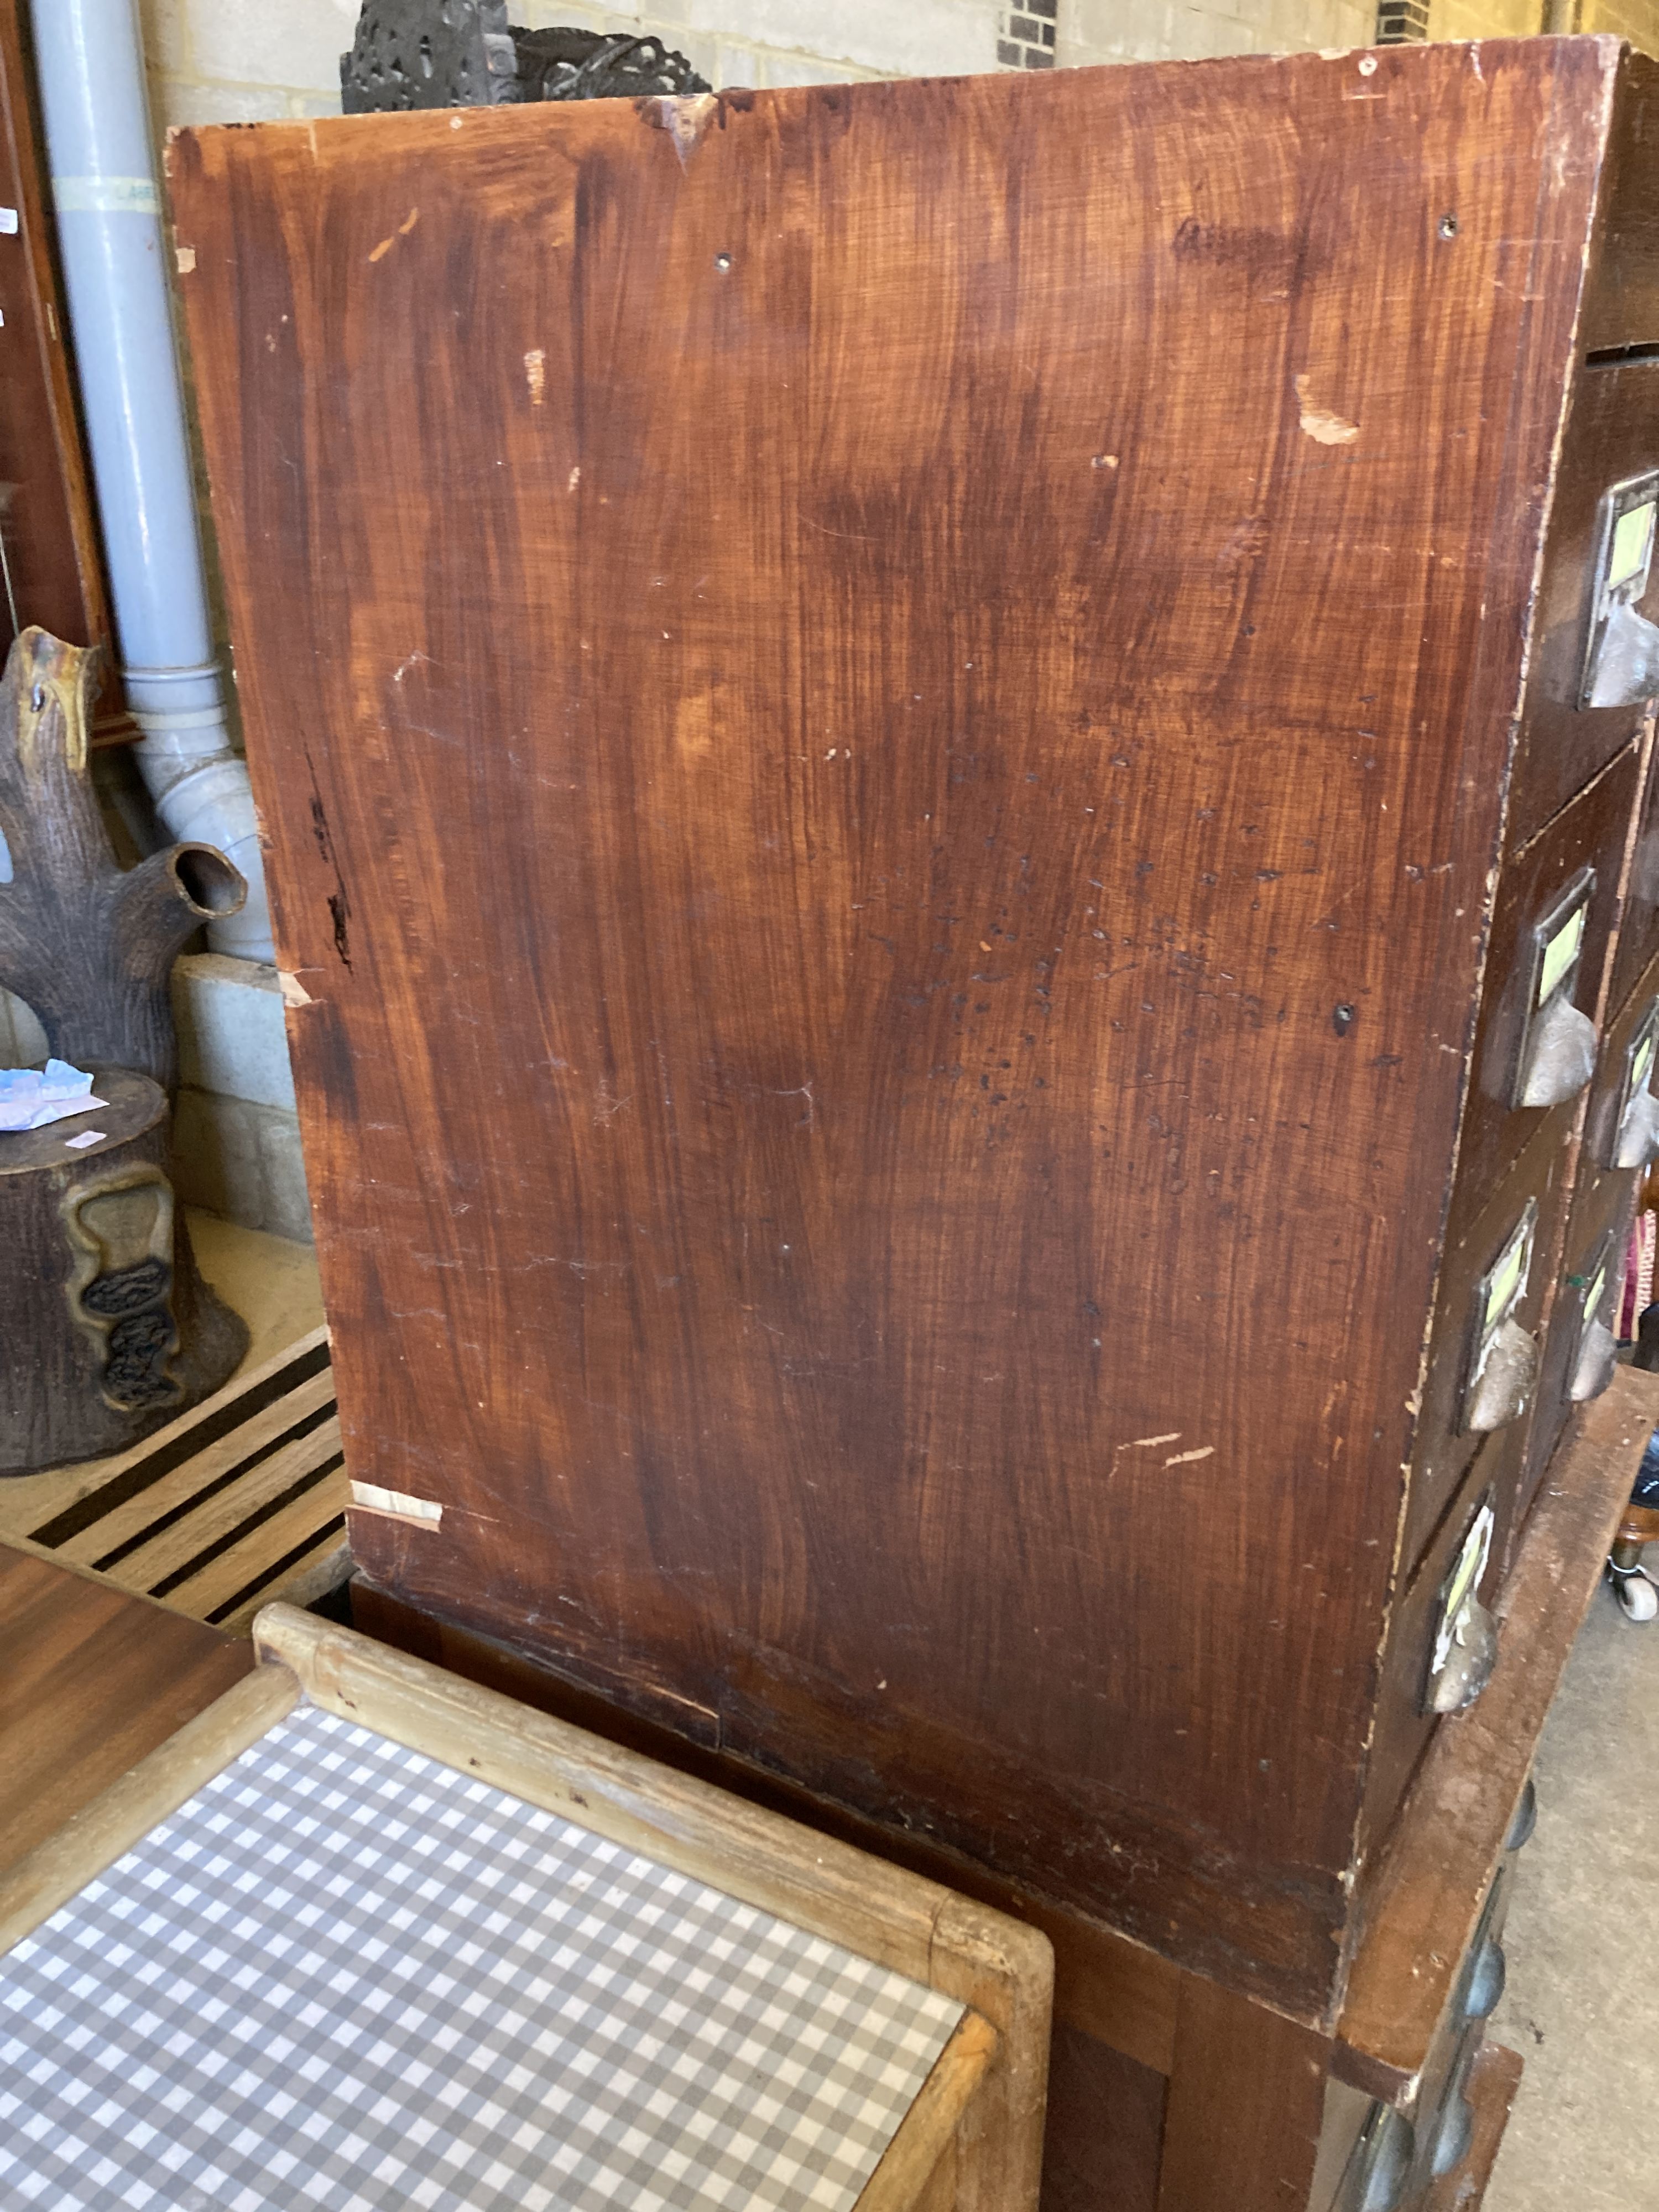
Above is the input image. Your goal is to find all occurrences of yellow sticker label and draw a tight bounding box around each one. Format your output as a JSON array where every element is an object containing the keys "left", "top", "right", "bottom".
[
  {"left": 1635, "top": 1027, "right": 1656, "bottom": 1102},
  {"left": 1483, "top": 1217, "right": 1532, "bottom": 1338},
  {"left": 1436, "top": 1502, "right": 1496, "bottom": 1677},
  {"left": 1610, "top": 499, "right": 1657, "bottom": 596},
  {"left": 1537, "top": 901, "right": 1586, "bottom": 1008}
]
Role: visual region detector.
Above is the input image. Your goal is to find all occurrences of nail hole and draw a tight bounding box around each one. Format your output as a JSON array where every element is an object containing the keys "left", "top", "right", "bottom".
[
  {"left": 713, "top": 252, "right": 732, "bottom": 272},
  {"left": 1332, "top": 1003, "right": 1357, "bottom": 1037},
  {"left": 1438, "top": 213, "right": 1458, "bottom": 239}
]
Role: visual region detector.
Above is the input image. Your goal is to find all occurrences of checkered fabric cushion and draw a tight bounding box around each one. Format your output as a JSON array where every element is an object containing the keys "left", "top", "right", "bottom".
[{"left": 0, "top": 1703, "right": 963, "bottom": 2211}]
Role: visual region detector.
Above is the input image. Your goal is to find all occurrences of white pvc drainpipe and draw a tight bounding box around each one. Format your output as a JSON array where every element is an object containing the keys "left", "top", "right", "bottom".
[{"left": 29, "top": 0, "right": 273, "bottom": 962}]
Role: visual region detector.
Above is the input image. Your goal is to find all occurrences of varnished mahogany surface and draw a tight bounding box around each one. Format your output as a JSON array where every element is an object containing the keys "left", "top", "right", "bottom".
[
  {"left": 0, "top": 1543, "right": 251, "bottom": 1874},
  {"left": 172, "top": 40, "right": 1632, "bottom": 2021}
]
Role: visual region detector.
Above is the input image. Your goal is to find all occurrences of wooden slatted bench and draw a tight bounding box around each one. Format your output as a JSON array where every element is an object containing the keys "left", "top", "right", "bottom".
[{"left": 0, "top": 1325, "right": 348, "bottom": 1631}]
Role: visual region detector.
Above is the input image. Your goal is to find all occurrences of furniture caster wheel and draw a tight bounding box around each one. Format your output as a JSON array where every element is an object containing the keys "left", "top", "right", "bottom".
[{"left": 1613, "top": 1566, "right": 1658, "bottom": 1621}]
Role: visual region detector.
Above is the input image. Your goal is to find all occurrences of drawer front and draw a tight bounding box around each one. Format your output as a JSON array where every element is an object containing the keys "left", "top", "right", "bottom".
[
  {"left": 1363, "top": 1454, "right": 1513, "bottom": 1878},
  {"left": 1449, "top": 1864, "right": 1512, "bottom": 2036},
  {"left": 1516, "top": 1151, "right": 1641, "bottom": 1540},
  {"left": 1329, "top": 1817, "right": 1531, "bottom": 2209},
  {"left": 1404, "top": 1117, "right": 1576, "bottom": 1574},
  {"left": 1607, "top": 764, "right": 1659, "bottom": 1034},
  {"left": 1508, "top": 954, "right": 1659, "bottom": 1532},
  {"left": 1582, "top": 946, "right": 1659, "bottom": 1185},
  {"left": 1454, "top": 747, "right": 1639, "bottom": 1231},
  {"left": 1327, "top": 2097, "right": 1415, "bottom": 2212},
  {"left": 1407, "top": 2025, "right": 1486, "bottom": 2201},
  {"left": 1405, "top": 1872, "right": 1513, "bottom": 2195},
  {"left": 1507, "top": 366, "right": 1659, "bottom": 848}
]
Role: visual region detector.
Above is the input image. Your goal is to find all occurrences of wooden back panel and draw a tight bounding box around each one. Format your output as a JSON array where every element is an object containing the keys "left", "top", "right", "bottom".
[
  {"left": 0, "top": 2, "right": 114, "bottom": 664},
  {"left": 169, "top": 39, "right": 1616, "bottom": 2020}
]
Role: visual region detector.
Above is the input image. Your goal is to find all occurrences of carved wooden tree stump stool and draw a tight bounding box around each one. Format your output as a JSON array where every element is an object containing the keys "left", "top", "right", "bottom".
[
  {"left": 0, "top": 627, "right": 253, "bottom": 1477},
  {"left": 1, "top": 1070, "right": 247, "bottom": 1475}
]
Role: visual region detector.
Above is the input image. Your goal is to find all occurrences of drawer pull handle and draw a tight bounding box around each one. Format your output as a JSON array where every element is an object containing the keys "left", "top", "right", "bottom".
[
  {"left": 1506, "top": 1776, "right": 1538, "bottom": 1851},
  {"left": 1425, "top": 1601, "right": 1504, "bottom": 1717},
  {"left": 1585, "top": 598, "right": 1659, "bottom": 709},
  {"left": 1430, "top": 2082, "right": 1477, "bottom": 2180},
  {"left": 1571, "top": 1316, "right": 1620, "bottom": 1403},
  {"left": 1614, "top": 1085, "right": 1659, "bottom": 1168},
  {"left": 1428, "top": 1596, "right": 1498, "bottom": 1714},
  {"left": 1581, "top": 475, "right": 1659, "bottom": 705},
  {"left": 1461, "top": 1934, "right": 1507, "bottom": 2020},
  {"left": 1465, "top": 1317, "right": 1537, "bottom": 1433},
  {"left": 1516, "top": 995, "right": 1598, "bottom": 1108},
  {"left": 1338, "top": 2103, "right": 1415, "bottom": 2212}
]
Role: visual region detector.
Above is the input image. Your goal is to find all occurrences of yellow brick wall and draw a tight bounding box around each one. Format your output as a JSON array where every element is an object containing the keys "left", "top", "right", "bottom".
[
  {"left": 1429, "top": 0, "right": 1540, "bottom": 40},
  {"left": 1430, "top": 0, "right": 1659, "bottom": 42},
  {"left": 1584, "top": 0, "right": 1659, "bottom": 50}
]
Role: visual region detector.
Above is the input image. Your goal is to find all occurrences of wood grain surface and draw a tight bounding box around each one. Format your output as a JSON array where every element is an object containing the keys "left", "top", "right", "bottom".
[
  {"left": 0, "top": 1541, "right": 251, "bottom": 1875},
  {"left": 1154, "top": 1973, "right": 1329, "bottom": 2212},
  {"left": 351, "top": 1567, "right": 1190, "bottom": 2070},
  {"left": 171, "top": 40, "right": 1637, "bottom": 2022}
]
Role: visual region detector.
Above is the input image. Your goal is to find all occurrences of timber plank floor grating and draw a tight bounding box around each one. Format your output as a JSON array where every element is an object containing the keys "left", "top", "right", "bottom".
[{"left": 15, "top": 1325, "right": 351, "bottom": 1633}]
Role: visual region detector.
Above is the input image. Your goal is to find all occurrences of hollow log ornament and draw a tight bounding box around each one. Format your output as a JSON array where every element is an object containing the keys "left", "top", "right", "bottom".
[{"left": 0, "top": 627, "right": 246, "bottom": 1089}]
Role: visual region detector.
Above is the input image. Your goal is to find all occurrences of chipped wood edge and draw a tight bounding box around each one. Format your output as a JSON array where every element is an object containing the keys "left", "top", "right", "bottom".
[
  {"left": 1335, "top": 1367, "right": 1658, "bottom": 2101},
  {"left": 254, "top": 1605, "right": 1051, "bottom": 2210},
  {"left": 1420, "top": 2039, "right": 1523, "bottom": 2212},
  {"left": 0, "top": 1663, "right": 301, "bottom": 1955},
  {"left": 853, "top": 2012, "right": 997, "bottom": 2212}
]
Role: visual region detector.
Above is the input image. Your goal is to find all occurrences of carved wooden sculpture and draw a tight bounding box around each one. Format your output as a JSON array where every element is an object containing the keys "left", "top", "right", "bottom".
[
  {"left": 339, "top": 3, "right": 709, "bottom": 114},
  {"left": 0, "top": 628, "right": 243, "bottom": 1088},
  {"left": 0, "top": 627, "right": 248, "bottom": 1475}
]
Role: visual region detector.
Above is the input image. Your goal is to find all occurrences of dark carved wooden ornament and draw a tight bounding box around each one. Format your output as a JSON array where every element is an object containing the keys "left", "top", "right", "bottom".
[{"left": 340, "top": 2, "right": 709, "bottom": 113}]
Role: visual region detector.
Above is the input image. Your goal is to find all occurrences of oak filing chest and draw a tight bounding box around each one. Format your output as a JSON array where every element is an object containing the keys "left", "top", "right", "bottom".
[{"left": 170, "top": 35, "right": 1659, "bottom": 2206}]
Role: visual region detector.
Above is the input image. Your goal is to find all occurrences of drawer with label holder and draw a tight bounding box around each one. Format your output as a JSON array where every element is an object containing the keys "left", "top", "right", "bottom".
[
  {"left": 1606, "top": 722, "right": 1659, "bottom": 1020},
  {"left": 1505, "top": 349, "right": 1659, "bottom": 846},
  {"left": 1515, "top": 1141, "right": 1643, "bottom": 1541},
  {"left": 1449, "top": 744, "right": 1639, "bottom": 1240},
  {"left": 1583, "top": 947, "right": 1659, "bottom": 1179},
  {"left": 1402, "top": 1114, "right": 1576, "bottom": 1575},
  {"left": 1361, "top": 1455, "right": 1513, "bottom": 1869}
]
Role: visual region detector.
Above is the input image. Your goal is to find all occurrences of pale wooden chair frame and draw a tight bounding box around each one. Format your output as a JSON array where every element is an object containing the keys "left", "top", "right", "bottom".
[{"left": 0, "top": 1604, "right": 1051, "bottom": 2212}]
